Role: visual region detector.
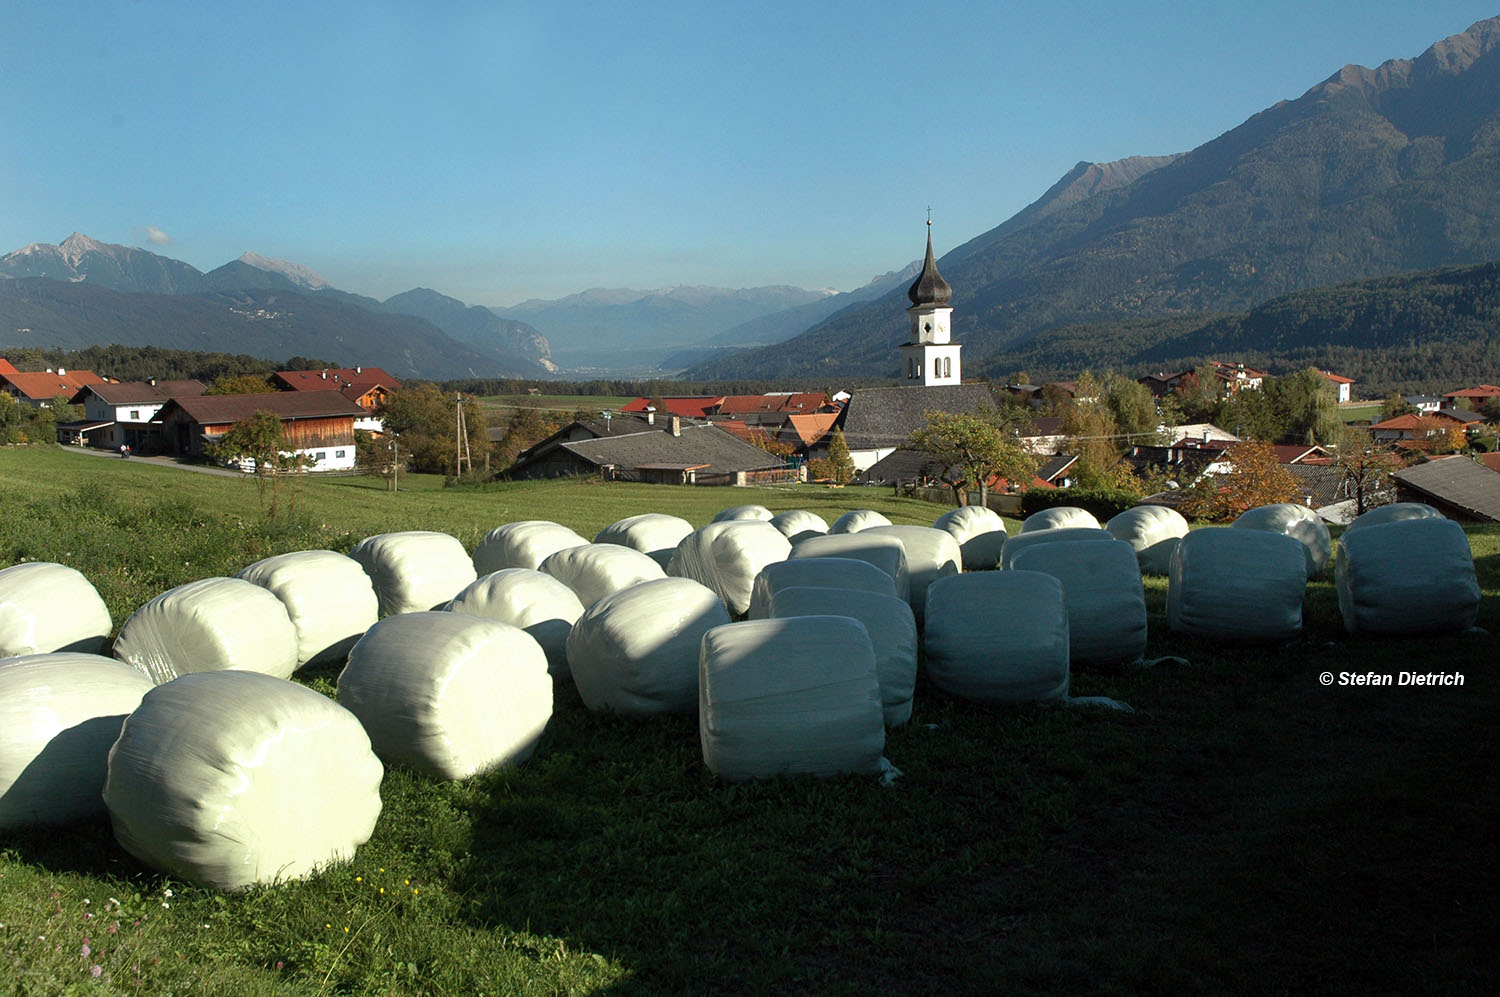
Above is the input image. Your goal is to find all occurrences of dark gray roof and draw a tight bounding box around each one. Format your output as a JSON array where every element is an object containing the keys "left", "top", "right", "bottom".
[
  {"left": 555, "top": 423, "right": 783, "bottom": 476},
  {"left": 74, "top": 380, "right": 207, "bottom": 404},
  {"left": 860, "top": 448, "right": 954, "bottom": 485},
  {"left": 1286, "top": 463, "right": 1364, "bottom": 509},
  {"left": 1037, "top": 454, "right": 1078, "bottom": 483},
  {"left": 1392, "top": 457, "right": 1500, "bottom": 522},
  {"left": 841, "top": 383, "right": 1000, "bottom": 450},
  {"left": 907, "top": 230, "right": 953, "bottom": 307}
]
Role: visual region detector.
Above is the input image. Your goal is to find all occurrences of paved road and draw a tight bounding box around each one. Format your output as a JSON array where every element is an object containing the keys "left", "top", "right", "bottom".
[{"left": 60, "top": 444, "right": 248, "bottom": 478}]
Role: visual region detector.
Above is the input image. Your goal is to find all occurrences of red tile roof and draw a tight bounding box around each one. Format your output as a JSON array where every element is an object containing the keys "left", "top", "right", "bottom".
[
  {"left": 781, "top": 412, "right": 841, "bottom": 449},
  {"left": 717, "top": 392, "right": 827, "bottom": 415},
  {"left": 2, "top": 368, "right": 106, "bottom": 401},
  {"left": 620, "top": 396, "right": 724, "bottom": 418}
]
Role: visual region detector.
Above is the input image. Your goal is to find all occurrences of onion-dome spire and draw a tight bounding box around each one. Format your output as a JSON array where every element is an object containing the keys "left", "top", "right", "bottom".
[{"left": 906, "top": 221, "right": 952, "bottom": 307}]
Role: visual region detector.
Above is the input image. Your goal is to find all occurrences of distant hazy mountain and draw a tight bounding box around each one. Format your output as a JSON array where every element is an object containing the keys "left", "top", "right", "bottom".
[
  {"left": 383, "top": 287, "right": 556, "bottom": 373},
  {"left": 496, "top": 284, "right": 836, "bottom": 369},
  {"left": 689, "top": 15, "right": 1500, "bottom": 380},
  {"left": 0, "top": 233, "right": 205, "bottom": 295}
]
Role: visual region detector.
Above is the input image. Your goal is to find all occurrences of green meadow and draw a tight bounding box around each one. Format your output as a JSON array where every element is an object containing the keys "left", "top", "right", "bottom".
[{"left": 0, "top": 446, "right": 1496, "bottom": 995}]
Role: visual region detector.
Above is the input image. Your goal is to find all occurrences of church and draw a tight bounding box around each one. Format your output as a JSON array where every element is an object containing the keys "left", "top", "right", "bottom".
[{"left": 841, "top": 223, "right": 1001, "bottom": 471}]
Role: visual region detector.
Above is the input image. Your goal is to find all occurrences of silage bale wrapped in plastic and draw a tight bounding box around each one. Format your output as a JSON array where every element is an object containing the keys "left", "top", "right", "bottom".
[
  {"left": 472, "top": 520, "right": 588, "bottom": 574},
  {"left": 789, "top": 532, "right": 911, "bottom": 605},
  {"left": 350, "top": 531, "right": 477, "bottom": 616},
  {"left": 933, "top": 506, "right": 1009, "bottom": 570},
  {"left": 1021, "top": 506, "right": 1101, "bottom": 533},
  {"left": 746, "top": 556, "right": 899, "bottom": 620},
  {"left": 1233, "top": 503, "right": 1330, "bottom": 577},
  {"left": 594, "top": 514, "right": 695, "bottom": 569},
  {"left": 861, "top": 525, "right": 962, "bottom": 622},
  {"left": 0, "top": 653, "right": 154, "bottom": 830},
  {"left": 769, "top": 509, "right": 830, "bottom": 545},
  {"left": 445, "top": 569, "right": 585, "bottom": 677},
  {"left": 829, "top": 509, "right": 891, "bottom": 534},
  {"left": 922, "top": 572, "right": 1070, "bottom": 702},
  {"left": 699, "top": 616, "right": 885, "bottom": 781},
  {"left": 337, "top": 612, "right": 552, "bottom": 779},
  {"left": 566, "top": 577, "right": 731, "bottom": 717},
  {"left": 1106, "top": 505, "right": 1189, "bottom": 575},
  {"left": 667, "top": 521, "right": 792, "bottom": 616},
  {"left": 1010, "top": 540, "right": 1147, "bottom": 667},
  {"left": 112, "top": 578, "right": 299, "bottom": 685},
  {"left": 540, "top": 543, "right": 667, "bottom": 609},
  {"left": 0, "top": 562, "right": 112, "bottom": 657},
  {"left": 1000, "top": 527, "right": 1115, "bottom": 570},
  {"left": 1335, "top": 519, "right": 1480, "bottom": 636},
  {"left": 711, "top": 504, "right": 774, "bottom": 523},
  {"left": 767, "top": 587, "right": 917, "bottom": 726},
  {"left": 1345, "top": 502, "right": 1444, "bottom": 533},
  {"left": 1167, "top": 528, "right": 1306, "bottom": 642},
  {"left": 104, "top": 670, "right": 383, "bottom": 891},
  {"left": 236, "top": 550, "right": 380, "bottom": 669}
]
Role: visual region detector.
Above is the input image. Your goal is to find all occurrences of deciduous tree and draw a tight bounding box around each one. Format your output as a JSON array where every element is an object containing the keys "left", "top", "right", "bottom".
[
  {"left": 907, "top": 411, "right": 1038, "bottom": 506},
  {"left": 1179, "top": 440, "right": 1299, "bottom": 521},
  {"left": 208, "top": 410, "right": 314, "bottom": 517}
]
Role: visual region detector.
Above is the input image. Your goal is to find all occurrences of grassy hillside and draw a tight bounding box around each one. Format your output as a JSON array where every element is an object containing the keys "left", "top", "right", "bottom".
[{"left": 1, "top": 448, "right": 1497, "bottom": 995}]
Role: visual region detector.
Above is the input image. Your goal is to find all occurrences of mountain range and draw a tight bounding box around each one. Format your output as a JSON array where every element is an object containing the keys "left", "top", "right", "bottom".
[{"left": 687, "top": 15, "right": 1500, "bottom": 381}]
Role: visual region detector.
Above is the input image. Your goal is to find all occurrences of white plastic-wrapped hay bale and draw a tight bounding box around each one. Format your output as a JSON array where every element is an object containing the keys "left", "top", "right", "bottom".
[
  {"left": 829, "top": 509, "right": 891, "bottom": 534},
  {"left": 861, "top": 525, "right": 961, "bottom": 621},
  {"left": 593, "top": 514, "right": 695, "bottom": 569},
  {"left": 789, "top": 532, "right": 911, "bottom": 605},
  {"left": 236, "top": 550, "right": 380, "bottom": 669},
  {"left": 566, "top": 577, "right": 731, "bottom": 717},
  {"left": 445, "top": 569, "right": 585, "bottom": 678},
  {"left": 337, "top": 612, "right": 552, "bottom": 779},
  {"left": 104, "top": 670, "right": 383, "bottom": 891},
  {"left": 1345, "top": 502, "right": 1444, "bottom": 533},
  {"left": 667, "top": 521, "right": 792, "bottom": 616},
  {"left": 0, "top": 562, "right": 112, "bottom": 657},
  {"left": 1233, "top": 503, "right": 1330, "bottom": 577},
  {"left": 472, "top": 520, "right": 588, "bottom": 574},
  {"left": 767, "top": 587, "right": 917, "bottom": 727},
  {"left": 349, "top": 531, "right": 477, "bottom": 616},
  {"left": 746, "top": 556, "right": 899, "bottom": 620},
  {"left": 1167, "top": 528, "right": 1307, "bottom": 642},
  {"left": 112, "top": 577, "right": 299, "bottom": 685},
  {"left": 699, "top": 616, "right": 885, "bottom": 781},
  {"left": 923, "top": 572, "right": 1070, "bottom": 702},
  {"left": 1021, "top": 506, "right": 1101, "bottom": 533},
  {"left": 999, "top": 527, "right": 1115, "bottom": 571},
  {"left": 1010, "top": 540, "right": 1147, "bottom": 667},
  {"left": 1335, "top": 519, "right": 1480, "bottom": 636},
  {"left": 933, "top": 506, "right": 1009, "bottom": 570},
  {"left": 711, "top": 504, "right": 774, "bottom": 523},
  {"left": 768, "top": 509, "right": 830, "bottom": 545},
  {"left": 1106, "top": 506, "right": 1189, "bottom": 575},
  {"left": 540, "top": 543, "right": 667, "bottom": 609},
  {"left": 0, "top": 653, "right": 154, "bottom": 830}
]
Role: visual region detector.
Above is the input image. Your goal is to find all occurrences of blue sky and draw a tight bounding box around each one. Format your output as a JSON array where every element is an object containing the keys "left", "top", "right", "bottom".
[{"left": 3, "top": 2, "right": 1495, "bottom": 306}]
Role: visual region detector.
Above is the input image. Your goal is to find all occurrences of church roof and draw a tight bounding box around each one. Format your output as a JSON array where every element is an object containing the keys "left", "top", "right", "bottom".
[
  {"left": 906, "top": 229, "right": 952, "bottom": 308},
  {"left": 841, "top": 383, "right": 1000, "bottom": 451}
]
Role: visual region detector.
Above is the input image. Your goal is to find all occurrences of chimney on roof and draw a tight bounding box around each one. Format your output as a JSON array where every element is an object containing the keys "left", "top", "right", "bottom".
[
  {"left": 321, "top": 370, "right": 328, "bottom": 379},
  {"left": 149, "top": 377, "right": 156, "bottom": 387},
  {"left": 57, "top": 368, "right": 66, "bottom": 376},
  {"left": 671, "top": 415, "right": 681, "bottom": 437},
  {"left": 645, "top": 405, "right": 655, "bottom": 426},
  {"left": 355, "top": 366, "right": 362, "bottom": 374}
]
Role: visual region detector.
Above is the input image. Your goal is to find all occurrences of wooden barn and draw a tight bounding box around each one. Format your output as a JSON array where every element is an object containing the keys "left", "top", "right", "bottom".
[{"left": 152, "top": 390, "right": 364, "bottom": 471}]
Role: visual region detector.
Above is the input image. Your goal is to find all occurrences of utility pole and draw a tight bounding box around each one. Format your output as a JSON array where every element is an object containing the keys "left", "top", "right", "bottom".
[{"left": 455, "top": 393, "right": 471, "bottom": 476}]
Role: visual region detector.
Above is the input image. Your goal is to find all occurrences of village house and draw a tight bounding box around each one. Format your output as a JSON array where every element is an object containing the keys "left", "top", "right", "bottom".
[
  {"left": 1392, "top": 456, "right": 1500, "bottom": 522},
  {"left": 1369, "top": 408, "right": 1484, "bottom": 445},
  {"left": 151, "top": 390, "right": 364, "bottom": 472},
  {"left": 1320, "top": 370, "right": 1356, "bottom": 403},
  {"left": 274, "top": 367, "right": 401, "bottom": 434},
  {"left": 1443, "top": 384, "right": 1500, "bottom": 409},
  {"left": 505, "top": 416, "right": 788, "bottom": 485},
  {"left": 0, "top": 363, "right": 106, "bottom": 407},
  {"left": 65, "top": 379, "right": 208, "bottom": 451}
]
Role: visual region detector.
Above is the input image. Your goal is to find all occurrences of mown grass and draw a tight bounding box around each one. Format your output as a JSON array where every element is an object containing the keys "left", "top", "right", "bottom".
[
  {"left": 1, "top": 446, "right": 1497, "bottom": 995},
  {"left": 476, "top": 395, "right": 637, "bottom": 418}
]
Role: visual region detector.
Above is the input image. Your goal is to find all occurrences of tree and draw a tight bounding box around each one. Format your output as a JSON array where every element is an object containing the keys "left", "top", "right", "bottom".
[
  {"left": 1174, "top": 364, "right": 1223, "bottom": 422},
  {"left": 1179, "top": 440, "right": 1299, "bottom": 521},
  {"left": 1060, "top": 373, "right": 1141, "bottom": 490},
  {"left": 207, "top": 410, "right": 314, "bottom": 517},
  {"left": 1381, "top": 392, "right": 1416, "bottom": 420},
  {"left": 1333, "top": 427, "right": 1405, "bottom": 516},
  {"left": 826, "top": 427, "right": 855, "bottom": 485},
  {"left": 745, "top": 427, "right": 796, "bottom": 460},
  {"left": 1274, "top": 368, "right": 1341, "bottom": 445},
  {"left": 495, "top": 406, "right": 560, "bottom": 467},
  {"left": 907, "top": 411, "right": 1038, "bottom": 506},
  {"left": 1102, "top": 373, "right": 1160, "bottom": 440},
  {"left": 380, "top": 383, "right": 492, "bottom": 475},
  {"left": 206, "top": 373, "right": 278, "bottom": 395}
]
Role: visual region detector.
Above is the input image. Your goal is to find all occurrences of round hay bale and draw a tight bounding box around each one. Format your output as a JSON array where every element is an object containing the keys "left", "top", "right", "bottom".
[
  {"left": 473, "top": 521, "right": 588, "bottom": 574},
  {"left": 1011, "top": 540, "right": 1147, "bottom": 667},
  {"left": 1233, "top": 503, "right": 1330, "bottom": 577},
  {"left": 236, "top": 550, "right": 380, "bottom": 669},
  {"left": 338, "top": 612, "right": 553, "bottom": 779},
  {"left": 747, "top": 556, "right": 898, "bottom": 620},
  {"left": 1345, "top": 502, "right": 1444, "bottom": 533},
  {"left": 1021, "top": 506, "right": 1101, "bottom": 533},
  {"left": 933, "top": 506, "right": 1008, "bottom": 570},
  {"left": 828, "top": 509, "right": 891, "bottom": 534},
  {"left": 1105, "top": 506, "right": 1189, "bottom": 575},
  {"left": 789, "top": 532, "right": 911, "bottom": 605},
  {"left": 698, "top": 617, "right": 885, "bottom": 781},
  {"left": 923, "top": 572, "right": 1070, "bottom": 702},
  {"left": 1167, "top": 528, "right": 1306, "bottom": 642},
  {"left": 1000, "top": 527, "right": 1115, "bottom": 571},
  {"left": 861, "top": 525, "right": 962, "bottom": 622},
  {"left": 767, "top": 586, "right": 918, "bottom": 727},
  {"left": 1336, "top": 519, "right": 1479, "bottom": 636},
  {"left": 594, "top": 514, "right": 695, "bottom": 569},
  {"left": 349, "top": 531, "right": 477, "bottom": 616},
  {"left": 0, "top": 653, "right": 154, "bottom": 830},
  {"left": 0, "top": 562, "right": 111, "bottom": 657},
  {"left": 769, "top": 509, "right": 829, "bottom": 545},
  {"left": 566, "top": 577, "right": 731, "bottom": 717},
  {"left": 445, "top": 569, "right": 586, "bottom": 677},
  {"left": 540, "top": 544, "right": 667, "bottom": 609},
  {"left": 668, "top": 522, "right": 792, "bottom": 616},
  {"left": 711, "top": 504, "right": 774, "bottom": 523},
  {"left": 104, "top": 671, "right": 384, "bottom": 891},
  {"left": 112, "top": 578, "right": 299, "bottom": 685}
]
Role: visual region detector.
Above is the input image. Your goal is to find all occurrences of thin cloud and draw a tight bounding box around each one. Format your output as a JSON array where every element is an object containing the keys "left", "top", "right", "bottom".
[{"left": 134, "top": 226, "right": 173, "bottom": 246}]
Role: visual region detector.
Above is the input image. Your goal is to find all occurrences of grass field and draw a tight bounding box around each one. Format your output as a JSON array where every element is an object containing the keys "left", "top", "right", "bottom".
[
  {"left": 476, "top": 395, "right": 637, "bottom": 419},
  {"left": 1, "top": 446, "right": 1497, "bottom": 995}
]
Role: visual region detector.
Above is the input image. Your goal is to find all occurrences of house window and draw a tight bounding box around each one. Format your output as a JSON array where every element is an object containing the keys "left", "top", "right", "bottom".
[
  {"left": 129, "top": 409, "right": 141, "bottom": 420},
  {"left": 315, "top": 451, "right": 326, "bottom": 461},
  {"left": 336, "top": 449, "right": 346, "bottom": 458}
]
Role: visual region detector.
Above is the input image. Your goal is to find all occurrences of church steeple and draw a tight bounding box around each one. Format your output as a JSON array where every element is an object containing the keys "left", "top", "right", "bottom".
[{"left": 899, "top": 219, "right": 961, "bottom": 386}]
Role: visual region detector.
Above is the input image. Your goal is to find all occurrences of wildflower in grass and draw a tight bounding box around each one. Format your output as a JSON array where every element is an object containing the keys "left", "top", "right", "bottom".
[
  {"left": 90, "top": 965, "right": 102, "bottom": 978},
  {"left": 81, "top": 943, "right": 91, "bottom": 957}
]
